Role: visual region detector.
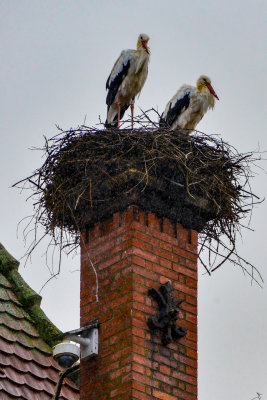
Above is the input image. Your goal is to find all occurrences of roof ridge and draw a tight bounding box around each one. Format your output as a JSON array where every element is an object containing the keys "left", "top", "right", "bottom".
[{"left": 0, "top": 244, "right": 61, "bottom": 346}]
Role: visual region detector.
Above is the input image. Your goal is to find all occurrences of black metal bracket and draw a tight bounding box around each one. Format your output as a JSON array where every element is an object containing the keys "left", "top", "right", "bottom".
[
  {"left": 53, "top": 319, "right": 99, "bottom": 342},
  {"left": 147, "top": 281, "right": 187, "bottom": 345}
]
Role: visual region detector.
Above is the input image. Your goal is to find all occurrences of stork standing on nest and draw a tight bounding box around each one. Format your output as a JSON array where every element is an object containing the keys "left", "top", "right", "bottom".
[
  {"left": 159, "top": 75, "right": 219, "bottom": 133},
  {"left": 105, "top": 33, "right": 150, "bottom": 129}
]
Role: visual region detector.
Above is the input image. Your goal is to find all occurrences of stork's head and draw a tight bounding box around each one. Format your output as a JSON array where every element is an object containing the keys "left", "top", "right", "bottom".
[
  {"left": 197, "top": 75, "right": 219, "bottom": 100},
  {"left": 137, "top": 33, "right": 150, "bottom": 54}
]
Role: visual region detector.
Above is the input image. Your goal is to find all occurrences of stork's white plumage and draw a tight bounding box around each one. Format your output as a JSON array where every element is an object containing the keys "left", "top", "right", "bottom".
[
  {"left": 105, "top": 33, "right": 150, "bottom": 129},
  {"left": 160, "top": 75, "right": 219, "bottom": 133}
]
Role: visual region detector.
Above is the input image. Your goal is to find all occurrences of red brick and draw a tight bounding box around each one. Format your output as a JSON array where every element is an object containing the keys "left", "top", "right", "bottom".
[
  {"left": 98, "top": 253, "right": 121, "bottom": 271},
  {"left": 132, "top": 273, "right": 145, "bottom": 285},
  {"left": 153, "top": 371, "right": 177, "bottom": 386},
  {"left": 163, "top": 218, "right": 175, "bottom": 236},
  {"left": 181, "top": 320, "right": 197, "bottom": 334},
  {"left": 132, "top": 317, "right": 146, "bottom": 330},
  {"left": 186, "top": 242, "right": 198, "bottom": 253},
  {"left": 153, "top": 353, "right": 178, "bottom": 369},
  {"left": 186, "top": 294, "right": 197, "bottom": 306},
  {"left": 132, "top": 389, "right": 151, "bottom": 400},
  {"left": 185, "top": 258, "right": 198, "bottom": 270},
  {"left": 186, "top": 383, "right": 198, "bottom": 395},
  {"left": 186, "top": 366, "right": 197, "bottom": 377},
  {"left": 87, "top": 238, "right": 116, "bottom": 257},
  {"left": 173, "top": 263, "right": 197, "bottom": 279},
  {"left": 81, "top": 251, "right": 102, "bottom": 269},
  {"left": 133, "top": 291, "right": 145, "bottom": 303},
  {"left": 152, "top": 390, "right": 177, "bottom": 400},
  {"left": 132, "top": 380, "right": 146, "bottom": 392},
  {"left": 153, "top": 264, "right": 178, "bottom": 280},
  {"left": 173, "top": 247, "right": 198, "bottom": 261},
  {"left": 134, "top": 230, "right": 160, "bottom": 247},
  {"left": 110, "top": 381, "right": 132, "bottom": 398},
  {"left": 147, "top": 213, "right": 161, "bottom": 230},
  {"left": 131, "top": 254, "right": 146, "bottom": 268},
  {"left": 122, "top": 206, "right": 135, "bottom": 224},
  {"left": 173, "top": 281, "right": 197, "bottom": 297},
  {"left": 131, "top": 308, "right": 146, "bottom": 321},
  {"left": 88, "top": 222, "right": 101, "bottom": 241},
  {"left": 154, "top": 247, "right": 179, "bottom": 263},
  {"left": 176, "top": 223, "right": 189, "bottom": 243},
  {"left": 132, "top": 363, "right": 145, "bottom": 374},
  {"left": 186, "top": 313, "right": 197, "bottom": 324},
  {"left": 102, "top": 218, "right": 117, "bottom": 236},
  {"left": 151, "top": 229, "right": 179, "bottom": 245},
  {"left": 185, "top": 330, "right": 198, "bottom": 343},
  {"left": 132, "top": 353, "right": 152, "bottom": 368},
  {"left": 132, "top": 344, "right": 146, "bottom": 356},
  {"left": 80, "top": 208, "right": 198, "bottom": 400},
  {"left": 132, "top": 300, "right": 154, "bottom": 315},
  {"left": 132, "top": 264, "right": 158, "bottom": 281},
  {"left": 159, "top": 257, "right": 172, "bottom": 269},
  {"left": 99, "top": 360, "right": 120, "bottom": 376},
  {"left": 160, "top": 240, "right": 173, "bottom": 252},
  {"left": 109, "top": 327, "right": 132, "bottom": 345},
  {"left": 160, "top": 276, "right": 171, "bottom": 285},
  {"left": 109, "top": 240, "right": 132, "bottom": 256},
  {"left": 131, "top": 237, "right": 153, "bottom": 251},
  {"left": 110, "top": 364, "right": 131, "bottom": 380},
  {"left": 186, "top": 277, "right": 197, "bottom": 288},
  {"left": 160, "top": 365, "right": 171, "bottom": 375},
  {"left": 186, "top": 348, "right": 197, "bottom": 360},
  {"left": 172, "top": 371, "right": 197, "bottom": 385},
  {"left": 131, "top": 246, "right": 159, "bottom": 263},
  {"left": 190, "top": 230, "right": 198, "bottom": 245},
  {"left": 132, "top": 326, "right": 145, "bottom": 338},
  {"left": 172, "top": 388, "right": 196, "bottom": 400},
  {"left": 132, "top": 372, "right": 159, "bottom": 387},
  {"left": 176, "top": 355, "right": 197, "bottom": 368}
]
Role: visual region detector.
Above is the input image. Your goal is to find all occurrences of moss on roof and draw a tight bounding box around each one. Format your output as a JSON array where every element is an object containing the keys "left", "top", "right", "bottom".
[{"left": 0, "top": 243, "right": 61, "bottom": 347}]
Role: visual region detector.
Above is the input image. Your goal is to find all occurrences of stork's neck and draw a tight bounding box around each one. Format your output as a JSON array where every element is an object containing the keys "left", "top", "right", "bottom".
[
  {"left": 198, "top": 86, "right": 215, "bottom": 108},
  {"left": 137, "top": 42, "right": 150, "bottom": 55},
  {"left": 198, "top": 86, "right": 210, "bottom": 95},
  {"left": 135, "top": 48, "right": 150, "bottom": 73},
  {"left": 196, "top": 81, "right": 207, "bottom": 92}
]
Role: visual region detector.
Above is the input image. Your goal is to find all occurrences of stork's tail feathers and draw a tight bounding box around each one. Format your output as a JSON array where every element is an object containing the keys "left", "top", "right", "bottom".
[
  {"left": 104, "top": 120, "right": 117, "bottom": 129},
  {"left": 159, "top": 113, "right": 167, "bottom": 128},
  {"left": 105, "top": 104, "right": 130, "bottom": 129}
]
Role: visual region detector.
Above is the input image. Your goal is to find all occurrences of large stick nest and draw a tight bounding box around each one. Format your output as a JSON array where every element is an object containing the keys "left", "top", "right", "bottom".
[{"left": 15, "top": 113, "right": 262, "bottom": 283}]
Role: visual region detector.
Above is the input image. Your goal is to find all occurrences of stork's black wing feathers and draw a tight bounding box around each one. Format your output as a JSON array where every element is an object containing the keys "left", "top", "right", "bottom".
[
  {"left": 106, "top": 59, "right": 131, "bottom": 107},
  {"left": 106, "top": 74, "right": 111, "bottom": 90},
  {"left": 159, "top": 92, "right": 190, "bottom": 127},
  {"left": 104, "top": 103, "right": 130, "bottom": 128}
]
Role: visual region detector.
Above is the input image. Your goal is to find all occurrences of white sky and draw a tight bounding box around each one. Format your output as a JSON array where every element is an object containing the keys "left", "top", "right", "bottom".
[{"left": 1, "top": 1, "right": 266, "bottom": 399}]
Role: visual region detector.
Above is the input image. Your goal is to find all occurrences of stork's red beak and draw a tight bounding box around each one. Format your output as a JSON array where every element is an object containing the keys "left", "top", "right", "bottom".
[
  {"left": 142, "top": 40, "right": 150, "bottom": 54},
  {"left": 206, "top": 82, "right": 219, "bottom": 100}
]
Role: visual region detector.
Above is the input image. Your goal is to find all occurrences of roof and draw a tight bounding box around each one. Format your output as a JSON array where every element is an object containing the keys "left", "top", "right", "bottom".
[{"left": 0, "top": 243, "right": 79, "bottom": 400}]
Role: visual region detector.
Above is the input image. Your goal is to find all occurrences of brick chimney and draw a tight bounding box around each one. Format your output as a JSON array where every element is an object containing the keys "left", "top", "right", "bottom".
[
  {"left": 21, "top": 118, "right": 240, "bottom": 399},
  {"left": 80, "top": 206, "right": 197, "bottom": 400}
]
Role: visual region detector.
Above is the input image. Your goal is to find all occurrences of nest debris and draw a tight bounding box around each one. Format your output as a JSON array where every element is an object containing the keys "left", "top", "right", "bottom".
[{"left": 15, "top": 112, "right": 263, "bottom": 284}]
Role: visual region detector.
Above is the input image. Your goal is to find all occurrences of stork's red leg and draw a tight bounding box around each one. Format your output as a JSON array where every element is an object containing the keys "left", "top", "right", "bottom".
[
  {"left": 117, "top": 94, "right": 121, "bottom": 128},
  {"left": 131, "top": 103, "right": 134, "bottom": 129}
]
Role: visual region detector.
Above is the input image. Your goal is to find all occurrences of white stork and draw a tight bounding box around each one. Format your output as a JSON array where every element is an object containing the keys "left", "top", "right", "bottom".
[
  {"left": 105, "top": 33, "right": 150, "bottom": 129},
  {"left": 159, "top": 75, "right": 219, "bottom": 133}
]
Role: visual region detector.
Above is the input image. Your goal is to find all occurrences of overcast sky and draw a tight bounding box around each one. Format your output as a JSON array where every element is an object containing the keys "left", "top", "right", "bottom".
[{"left": 1, "top": 1, "right": 266, "bottom": 399}]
